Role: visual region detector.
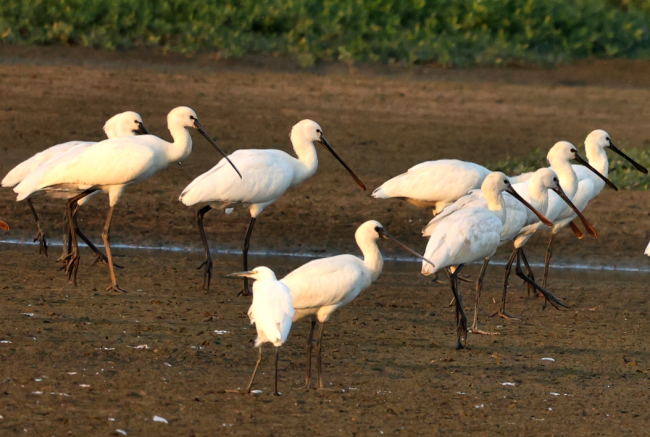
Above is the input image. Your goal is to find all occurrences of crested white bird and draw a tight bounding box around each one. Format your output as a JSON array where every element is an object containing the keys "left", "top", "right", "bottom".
[
  {"left": 372, "top": 159, "right": 491, "bottom": 216},
  {"left": 179, "top": 119, "right": 366, "bottom": 295},
  {"left": 226, "top": 267, "right": 294, "bottom": 396},
  {"left": 2, "top": 111, "right": 149, "bottom": 257},
  {"left": 280, "top": 220, "right": 432, "bottom": 389},
  {"left": 420, "top": 172, "right": 562, "bottom": 348},
  {"left": 14, "top": 106, "right": 240, "bottom": 292}
]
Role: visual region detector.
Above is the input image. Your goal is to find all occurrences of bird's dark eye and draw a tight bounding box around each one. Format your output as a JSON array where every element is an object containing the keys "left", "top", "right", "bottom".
[
  {"left": 316, "top": 129, "right": 322, "bottom": 134},
  {"left": 504, "top": 179, "right": 508, "bottom": 184},
  {"left": 606, "top": 137, "right": 611, "bottom": 141},
  {"left": 553, "top": 177, "right": 558, "bottom": 182},
  {"left": 189, "top": 115, "right": 196, "bottom": 120},
  {"left": 571, "top": 149, "right": 576, "bottom": 153},
  {"left": 374, "top": 226, "right": 381, "bottom": 232}
]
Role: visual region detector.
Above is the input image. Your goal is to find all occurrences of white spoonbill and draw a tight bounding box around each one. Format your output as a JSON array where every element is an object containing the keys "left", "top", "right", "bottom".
[
  {"left": 493, "top": 168, "right": 596, "bottom": 322},
  {"left": 372, "top": 159, "right": 491, "bottom": 216},
  {"left": 422, "top": 168, "right": 589, "bottom": 331},
  {"left": 14, "top": 107, "right": 240, "bottom": 292},
  {"left": 421, "top": 172, "right": 559, "bottom": 348},
  {"left": 280, "top": 220, "right": 433, "bottom": 389},
  {"left": 540, "top": 132, "right": 645, "bottom": 287},
  {"left": 2, "top": 111, "right": 149, "bottom": 257},
  {"left": 180, "top": 119, "right": 366, "bottom": 295},
  {"left": 226, "top": 267, "right": 294, "bottom": 396}
]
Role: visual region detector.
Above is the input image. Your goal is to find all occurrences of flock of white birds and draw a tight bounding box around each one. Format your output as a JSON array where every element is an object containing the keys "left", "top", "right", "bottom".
[{"left": 1, "top": 107, "right": 648, "bottom": 394}]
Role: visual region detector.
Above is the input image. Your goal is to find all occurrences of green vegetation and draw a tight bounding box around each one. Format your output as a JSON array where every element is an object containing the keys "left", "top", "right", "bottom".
[
  {"left": 490, "top": 147, "right": 650, "bottom": 190},
  {"left": 2, "top": 0, "right": 650, "bottom": 67}
]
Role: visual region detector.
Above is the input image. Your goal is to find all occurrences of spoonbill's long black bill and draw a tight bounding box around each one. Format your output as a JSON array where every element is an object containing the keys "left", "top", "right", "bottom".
[
  {"left": 552, "top": 185, "right": 598, "bottom": 238},
  {"left": 505, "top": 186, "right": 553, "bottom": 227},
  {"left": 609, "top": 142, "right": 648, "bottom": 174},
  {"left": 573, "top": 152, "right": 618, "bottom": 191},
  {"left": 318, "top": 133, "right": 366, "bottom": 191},
  {"left": 193, "top": 119, "right": 242, "bottom": 179}
]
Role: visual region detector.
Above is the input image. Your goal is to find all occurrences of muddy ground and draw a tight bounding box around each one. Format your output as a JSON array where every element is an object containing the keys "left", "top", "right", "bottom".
[{"left": 1, "top": 47, "right": 650, "bottom": 435}]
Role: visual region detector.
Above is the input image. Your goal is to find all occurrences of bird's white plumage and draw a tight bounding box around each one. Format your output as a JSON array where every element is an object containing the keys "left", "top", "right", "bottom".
[
  {"left": 2, "top": 111, "right": 145, "bottom": 190},
  {"left": 645, "top": 242, "right": 650, "bottom": 256},
  {"left": 372, "top": 159, "right": 491, "bottom": 215},
  {"left": 15, "top": 107, "right": 199, "bottom": 206},
  {"left": 247, "top": 267, "right": 294, "bottom": 348},
  {"left": 180, "top": 119, "right": 331, "bottom": 218},
  {"left": 421, "top": 172, "right": 514, "bottom": 275},
  {"left": 281, "top": 220, "right": 385, "bottom": 323}
]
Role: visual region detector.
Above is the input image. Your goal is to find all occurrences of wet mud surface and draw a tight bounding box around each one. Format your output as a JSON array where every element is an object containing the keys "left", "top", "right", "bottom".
[{"left": 1, "top": 47, "right": 650, "bottom": 435}]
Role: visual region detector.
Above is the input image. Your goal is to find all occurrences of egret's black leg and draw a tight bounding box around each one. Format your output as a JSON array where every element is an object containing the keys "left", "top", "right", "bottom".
[
  {"left": 493, "top": 249, "right": 518, "bottom": 320},
  {"left": 196, "top": 205, "right": 213, "bottom": 293},
  {"left": 542, "top": 233, "right": 555, "bottom": 289},
  {"left": 102, "top": 205, "right": 127, "bottom": 293},
  {"left": 241, "top": 217, "right": 257, "bottom": 297},
  {"left": 470, "top": 258, "right": 497, "bottom": 335}
]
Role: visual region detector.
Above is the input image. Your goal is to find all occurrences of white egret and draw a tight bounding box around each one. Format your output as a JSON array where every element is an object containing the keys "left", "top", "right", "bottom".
[
  {"left": 280, "top": 220, "right": 433, "bottom": 389},
  {"left": 420, "top": 172, "right": 561, "bottom": 348},
  {"left": 2, "top": 111, "right": 149, "bottom": 257},
  {"left": 180, "top": 119, "right": 366, "bottom": 295},
  {"left": 14, "top": 107, "right": 240, "bottom": 291},
  {"left": 372, "top": 159, "right": 491, "bottom": 216},
  {"left": 226, "top": 267, "right": 294, "bottom": 396}
]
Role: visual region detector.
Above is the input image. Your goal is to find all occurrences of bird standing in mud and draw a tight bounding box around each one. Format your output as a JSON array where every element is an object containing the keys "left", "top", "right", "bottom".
[
  {"left": 420, "top": 172, "right": 563, "bottom": 348},
  {"left": 226, "top": 267, "right": 294, "bottom": 396},
  {"left": 280, "top": 220, "right": 433, "bottom": 389},
  {"left": 180, "top": 119, "right": 366, "bottom": 295},
  {"left": 2, "top": 111, "right": 149, "bottom": 259},
  {"left": 14, "top": 107, "right": 240, "bottom": 292}
]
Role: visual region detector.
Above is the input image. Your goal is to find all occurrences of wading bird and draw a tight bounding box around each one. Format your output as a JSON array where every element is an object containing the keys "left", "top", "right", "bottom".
[
  {"left": 423, "top": 168, "right": 592, "bottom": 332},
  {"left": 2, "top": 111, "right": 149, "bottom": 259},
  {"left": 14, "top": 107, "right": 239, "bottom": 292},
  {"left": 280, "top": 220, "right": 433, "bottom": 389},
  {"left": 180, "top": 119, "right": 366, "bottom": 295},
  {"left": 421, "top": 172, "right": 561, "bottom": 348},
  {"left": 226, "top": 267, "right": 294, "bottom": 396},
  {"left": 372, "top": 159, "right": 491, "bottom": 216}
]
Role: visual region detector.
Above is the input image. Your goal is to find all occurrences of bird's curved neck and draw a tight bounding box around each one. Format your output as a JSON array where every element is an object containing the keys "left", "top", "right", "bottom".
[
  {"left": 549, "top": 158, "right": 578, "bottom": 198},
  {"left": 585, "top": 142, "right": 609, "bottom": 177},
  {"left": 165, "top": 125, "right": 194, "bottom": 163},
  {"left": 527, "top": 180, "right": 549, "bottom": 215},
  {"left": 290, "top": 136, "right": 318, "bottom": 186},
  {"left": 483, "top": 188, "right": 507, "bottom": 224},
  {"left": 357, "top": 235, "right": 383, "bottom": 282}
]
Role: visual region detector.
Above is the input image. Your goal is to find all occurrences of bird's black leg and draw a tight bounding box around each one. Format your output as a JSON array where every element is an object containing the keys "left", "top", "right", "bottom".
[
  {"left": 241, "top": 217, "right": 257, "bottom": 297},
  {"left": 58, "top": 209, "right": 71, "bottom": 263},
  {"left": 315, "top": 322, "right": 327, "bottom": 390},
  {"left": 27, "top": 198, "right": 47, "bottom": 257},
  {"left": 196, "top": 205, "right": 213, "bottom": 293},
  {"left": 514, "top": 250, "right": 569, "bottom": 311},
  {"left": 102, "top": 205, "right": 127, "bottom": 293},
  {"left": 64, "top": 190, "right": 96, "bottom": 285},
  {"left": 302, "top": 319, "right": 316, "bottom": 389},
  {"left": 71, "top": 205, "right": 119, "bottom": 269},
  {"left": 519, "top": 248, "right": 535, "bottom": 296},
  {"left": 470, "top": 258, "right": 497, "bottom": 335},
  {"left": 273, "top": 347, "right": 280, "bottom": 396},
  {"left": 493, "top": 249, "right": 518, "bottom": 320},
  {"left": 449, "top": 265, "right": 468, "bottom": 349},
  {"left": 542, "top": 233, "right": 555, "bottom": 289}
]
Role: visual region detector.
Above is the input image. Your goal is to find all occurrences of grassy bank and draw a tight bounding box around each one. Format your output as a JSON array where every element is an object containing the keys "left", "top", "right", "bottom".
[{"left": 2, "top": 0, "right": 650, "bottom": 67}]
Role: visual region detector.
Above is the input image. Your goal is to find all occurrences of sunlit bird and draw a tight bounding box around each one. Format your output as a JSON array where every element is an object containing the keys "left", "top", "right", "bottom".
[
  {"left": 2, "top": 111, "right": 149, "bottom": 257},
  {"left": 372, "top": 159, "right": 491, "bottom": 216},
  {"left": 14, "top": 107, "right": 240, "bottom": 292},
  {"left": 226, "top": 267, "right": 294, "bottom": 396},
  {"left": 280, "top": 220, "right": 432, "bottom": 389},
  {"left": 180, "top": 119, "right": 366, "bottom": 295},
  {"left": 420, "top": 172, "right": 560, "bottom": 348}
]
